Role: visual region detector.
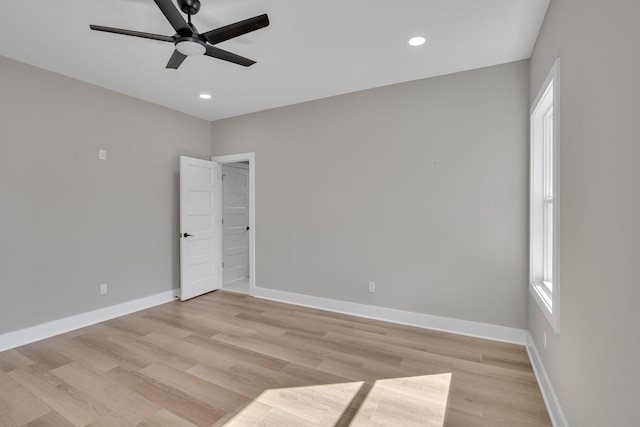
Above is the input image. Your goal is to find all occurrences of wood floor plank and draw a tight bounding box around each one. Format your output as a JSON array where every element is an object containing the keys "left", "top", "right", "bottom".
[
  {"left": 227, "top": 361, "right": 307, "bottom": 391},
  {"left": 140, "top": 363, "right": 249, "bottom": 412},
  {"left": 350, "top": 374, "right": 451, "bottom": 427},
  {"left": 104, "top": 314, "right": 193, "bottom": 340},
  {"left": 155, "top": 311, "right": 256, "bottom": 338},
  {"left": 0, "top": 350, "right": 33, "bottom": 373},
  {"left": 279, "top": 361, "right": 355, "bottom": 386},
  {"left": 214, "top": 400, "right": 272, "bottom": 427},
  {"left": 186, "top": 363, "right": 271, "bottom": 400},
  {"left": 72, "top": 333, "right": 152, "bottom": 370},
  {"left": 14, "top": 342, "right": 73, "bottom": 371},
  {"left": 252, "top": 405, "right": 319, "bottom": 426},
  {"left": 106, "top": 364, "right": 226, "bottom": 427},
  {"left": 107, "top": 332, "right": 199, "bottom": 372},
  {"left": 23, "top": 411, "right": 75, "bottom": 427},
  {"left": 182, "top": 334, "right": 289, "bottom": 372},
  {"left": 36, "top": 334, "right": 121, "bottom": 373},
  {"left": 52, "top": 361, "right": 160, "bottom": 424},
  {"left": 137, "top": 409, "right": 199, "bottom": 427},
  {"left": 211, "top": 332, "right": 324, "bottom": 368},
  {"left": 141, "top": 312, "right": 223, "bottom": 337},
  {"left": 85, "top": 411, "right": 135, "bottom": 427},
  {"left": 316, "top": 358, "right": 411, "bottom": 385},
  {"left": 400, "top": 349, "right": 538, "bottom": 386},
  {"left": 138, "top": 332, "right": 233, "bottom": 368},
  {"left": 252, "top": 381, "right": 364, "bottom": 425},
  {"left": 324, "top": 325, "right": 488, "bottom": 365},
  {"left": 0, "top": 290, "right": 552, "bottom": 426},
  {"left": 0, "top": 370, "right": 52, "bottom": 426},
  {"left": 7, "top": 364, "right": 110, "bottom": 426}
]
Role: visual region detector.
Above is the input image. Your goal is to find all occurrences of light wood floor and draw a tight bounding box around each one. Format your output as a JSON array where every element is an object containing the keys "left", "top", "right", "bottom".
[
  {"left": 221, "top": 278, "right": 250, "bottom": 295},
  {"left": 0, "top": 291, "right": 551, "bottom": 426}
]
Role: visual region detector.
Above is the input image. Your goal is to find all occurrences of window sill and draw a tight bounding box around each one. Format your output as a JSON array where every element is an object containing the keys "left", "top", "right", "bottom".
[{"left": 530, "top": 281, "right": 559, "bottom": 333}]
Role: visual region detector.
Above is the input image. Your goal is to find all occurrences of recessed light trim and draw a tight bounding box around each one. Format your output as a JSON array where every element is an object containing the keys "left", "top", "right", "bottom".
[
  {"left": 408, "top": 36, "right": 426, "bottom": 47},
  {"left": 199, "top": 93, "right": 212, "bottom": 100}
]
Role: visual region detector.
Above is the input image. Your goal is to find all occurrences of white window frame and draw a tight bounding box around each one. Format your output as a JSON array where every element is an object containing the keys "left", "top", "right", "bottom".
[{"left": 530, "top": 58, "right": 561, "bottom": 333}]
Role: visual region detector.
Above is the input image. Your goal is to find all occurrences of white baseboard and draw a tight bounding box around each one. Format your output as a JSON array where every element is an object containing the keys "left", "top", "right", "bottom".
[
  {"left": 526, "top": 333, "right": 569, "bottom": 427},
  {"left": 0, "top": 290, "right": 178, "bottom": 352},
  {"left": 253, "top": 287, "right": 528, "bottom": 345}
]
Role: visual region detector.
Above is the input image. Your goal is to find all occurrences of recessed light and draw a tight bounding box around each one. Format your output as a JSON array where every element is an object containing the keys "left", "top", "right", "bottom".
[
  {"left": 199, "top": 93, "right": 212, "bottom": 100},
  {"left": 408, "top": 36, "right": 426, "bottom": 47}
]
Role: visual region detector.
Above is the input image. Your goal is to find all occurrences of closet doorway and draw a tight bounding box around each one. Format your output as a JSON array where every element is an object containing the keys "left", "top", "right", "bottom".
[{"left": 212, "top": 153, "right": 255, "bottom": 295}]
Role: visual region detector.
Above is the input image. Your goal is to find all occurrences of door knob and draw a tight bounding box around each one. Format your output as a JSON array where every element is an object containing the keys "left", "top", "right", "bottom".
[
  {"left": 246, "top": 226, "right": 250, "bottom": 231},
  {"left": 182, "top": 233, "right": 194, "bottom": 238}
]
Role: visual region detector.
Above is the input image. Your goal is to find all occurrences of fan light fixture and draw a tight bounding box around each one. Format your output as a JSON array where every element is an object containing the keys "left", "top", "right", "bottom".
[
  {"left": 408, "top": 36, "right": 426, "bottom": 46},
  {"left": 90, "top": 0, "right": 269, "bottom": 69},
  {"left": 176, "top": 39, "right": 206, "bottom": 56}
]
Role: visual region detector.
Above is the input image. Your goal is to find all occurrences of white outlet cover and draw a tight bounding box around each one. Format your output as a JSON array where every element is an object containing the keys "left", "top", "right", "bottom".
[{"left": 99, "top": 149, "right": 107, "bottom": 160}]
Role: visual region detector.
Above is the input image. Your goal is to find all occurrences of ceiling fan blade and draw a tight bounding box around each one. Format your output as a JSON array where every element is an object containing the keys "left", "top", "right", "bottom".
[
  {"left": 90, "top": 25, "right": 173, "bottom": 42},
  {"left": 202, "top": 14, "right": 269, "bottom": 45},
  {"left": 205, "top": 46, "right": 256, "bottom": 67},
  {"left": 166, "top": 50, "right": 188, "bottom": 69},
  {"left": 153, "top": 0, "right": 190, "bottom": 34}
]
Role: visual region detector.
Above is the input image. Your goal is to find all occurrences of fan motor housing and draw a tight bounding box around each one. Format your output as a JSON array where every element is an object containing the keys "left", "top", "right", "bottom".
[{"left": 178, "top": 0, "right": 201, "bottom": 15}]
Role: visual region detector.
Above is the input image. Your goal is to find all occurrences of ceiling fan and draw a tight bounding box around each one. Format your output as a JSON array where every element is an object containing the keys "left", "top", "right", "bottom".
[{"left": 90, "top": 0, "right": 269, "bottom": 69}]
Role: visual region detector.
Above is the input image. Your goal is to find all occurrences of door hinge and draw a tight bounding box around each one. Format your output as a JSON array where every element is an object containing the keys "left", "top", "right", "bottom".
[
  {"left": 222, "top": 174, "right": 225, "bottom": 180},
  {"left": 222, "top": 218, "right": 224, "bottom": 225},
  {"left": 222, "top": 262, "right": 225, "bottom": 268}
]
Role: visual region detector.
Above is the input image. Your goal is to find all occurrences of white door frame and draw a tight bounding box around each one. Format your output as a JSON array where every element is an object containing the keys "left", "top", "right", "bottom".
[{"left": 211, "top": 152, "right": 256, "bottom": 296}]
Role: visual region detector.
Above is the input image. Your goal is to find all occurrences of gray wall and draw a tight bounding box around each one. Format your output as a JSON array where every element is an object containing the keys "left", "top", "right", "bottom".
[
  {"left": 0, "top": 56, "right": 212, "bottom": 334},
  {"left": 528, "top": 0, "right": 640, "bottom": 425},
  {"left": 211, "top": 61, "right": 530, "bottom": 329}
]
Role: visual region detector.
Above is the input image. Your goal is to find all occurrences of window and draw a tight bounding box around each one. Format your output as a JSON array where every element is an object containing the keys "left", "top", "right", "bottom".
[{"left": 530, "top": 58, "right": 560, "bottom": 332}]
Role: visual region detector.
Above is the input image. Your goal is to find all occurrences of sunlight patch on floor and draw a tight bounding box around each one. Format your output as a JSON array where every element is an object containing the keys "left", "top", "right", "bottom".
[
  {"left": 353, "top": 373, "right": 452, "bottom": 426},
  {"left": 221, "top": 373, "right": 452, "bottom": 426}
]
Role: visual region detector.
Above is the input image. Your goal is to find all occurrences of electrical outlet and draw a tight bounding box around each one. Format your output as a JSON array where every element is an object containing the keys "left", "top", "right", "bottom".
[
  {"left": 99, "top": 149, "right": 107, "bottom": 160},
  {"left": 100, "top": 283, "right": 108, "bottom": 295},
  {"left": 368, "top": 282, "right": 375, "bottom": 293}
]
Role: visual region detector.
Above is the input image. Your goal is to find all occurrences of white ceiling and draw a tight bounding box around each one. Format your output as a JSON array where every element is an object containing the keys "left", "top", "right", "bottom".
[{"left": 0, "top": 0, "right": 549, "bottom": 121}]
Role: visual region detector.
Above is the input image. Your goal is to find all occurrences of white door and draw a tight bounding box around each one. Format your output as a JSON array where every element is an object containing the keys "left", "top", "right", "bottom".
[
  {"left": 180, "top": 156, "right": 221, "bottom": 300},
  {"left": 222, "top": 164, "right": 250, "bottom": 283}
]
